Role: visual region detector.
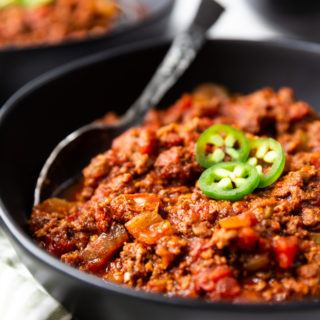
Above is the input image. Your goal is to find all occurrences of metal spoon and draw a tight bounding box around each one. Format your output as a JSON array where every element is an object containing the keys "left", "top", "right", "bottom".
[{"left": 34, "top": 0, "right": 224, "bottom": 205}]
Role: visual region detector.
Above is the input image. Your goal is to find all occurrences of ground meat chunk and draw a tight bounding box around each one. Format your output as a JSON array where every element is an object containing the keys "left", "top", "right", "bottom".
[{"left": 155, "top": 144, "right": 202, "bottom": 183}]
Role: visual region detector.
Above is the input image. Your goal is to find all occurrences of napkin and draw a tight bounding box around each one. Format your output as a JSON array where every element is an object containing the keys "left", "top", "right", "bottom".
[{"left": 0, "top": 228, "right": 72, "bottom": 320}]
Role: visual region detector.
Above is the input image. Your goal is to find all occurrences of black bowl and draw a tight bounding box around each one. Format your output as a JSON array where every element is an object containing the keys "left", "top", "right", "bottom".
[
  {"left": 1, "top": 38, "right": 320, "bottom": 320},
  {"left": 0, "top": 0, "right": 174, "bottom": 106}
]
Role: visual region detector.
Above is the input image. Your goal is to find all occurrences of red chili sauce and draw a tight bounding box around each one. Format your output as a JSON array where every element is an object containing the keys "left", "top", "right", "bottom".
[{"left": 30, "top": 84, "right": 320, "bottom": 302}]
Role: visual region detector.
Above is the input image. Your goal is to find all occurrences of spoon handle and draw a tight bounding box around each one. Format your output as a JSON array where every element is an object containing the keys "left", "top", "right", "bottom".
[{"left": 122, "top": 0, "right": 224, "bottom": 127}]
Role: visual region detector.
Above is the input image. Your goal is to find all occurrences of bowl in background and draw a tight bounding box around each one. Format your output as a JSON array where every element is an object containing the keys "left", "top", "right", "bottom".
[{"left": 0, "top": 0, "right": 174, "bottom": 106}]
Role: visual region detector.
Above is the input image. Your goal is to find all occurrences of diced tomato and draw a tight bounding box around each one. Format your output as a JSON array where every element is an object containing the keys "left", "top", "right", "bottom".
[
  {"left": 194, "top": 273, "right": 216, "bottom": 292},
  {"left": 215, "top": 277, "right": 241, "bottom": 298},
  {"left": 194, "top": 266, "right": 232, "bottom": 293},
  {"left": 219, "top": 212, "right": 257, "bottom": 229},
  {"left": 125, "top": 210, "right": 173, "bottom": 245},
  {"left": 210, "top": 266, "right": 233, "bottom": 281},
  {"left": 237, "top": 227, "right": 259, "bottom": 250},
  {"left": 272, "top": 236, "right": 298, "bottom": 269}
]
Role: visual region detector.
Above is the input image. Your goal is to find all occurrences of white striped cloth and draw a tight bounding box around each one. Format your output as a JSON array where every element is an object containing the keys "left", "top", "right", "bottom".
[{"left": 0, "top": 228, "right": 72, "bottom": 320}]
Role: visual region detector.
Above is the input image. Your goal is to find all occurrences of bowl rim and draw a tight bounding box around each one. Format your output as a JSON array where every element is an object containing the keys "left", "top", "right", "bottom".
[
  {"left": 0, "top": 0, "right": 174, "bottom": 53},
  {"left": 1, "top": 37, "right": 320, "bottom": 312}
]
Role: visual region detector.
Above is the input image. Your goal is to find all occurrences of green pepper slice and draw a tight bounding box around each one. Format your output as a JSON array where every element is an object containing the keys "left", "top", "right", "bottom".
[
  {"left": 196, "top": 124, "right": 250, "bottom": 168},
  {"left": 199, "top": 161, "right": 260, "bottom": 201},
  {"left": 247, "top": 138, "right": 285, "bottom": 188}
]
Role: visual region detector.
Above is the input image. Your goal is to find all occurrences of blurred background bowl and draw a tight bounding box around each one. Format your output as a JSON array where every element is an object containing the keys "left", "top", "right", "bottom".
[
  {"left": 0, "top": 0, "right": 174, "bottom": 106},
  {"left": 247, "top": 0, "right": 320, "bottom": 42}
]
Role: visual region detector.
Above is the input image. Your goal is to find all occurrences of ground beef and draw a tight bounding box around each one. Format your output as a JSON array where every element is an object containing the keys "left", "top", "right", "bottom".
[{"left": 30, "top": 84, "right": 320, "bottom": 302}]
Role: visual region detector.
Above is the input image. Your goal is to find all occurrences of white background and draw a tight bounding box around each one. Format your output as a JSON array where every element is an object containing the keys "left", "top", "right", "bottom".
[{"left": 170, "top": 0, "right": 280, "bottom": 39}]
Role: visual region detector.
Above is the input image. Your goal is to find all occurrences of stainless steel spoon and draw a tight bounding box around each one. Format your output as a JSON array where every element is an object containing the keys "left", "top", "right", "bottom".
[{"left": 34, "top": 0, "right": 224, "bottom": 205}]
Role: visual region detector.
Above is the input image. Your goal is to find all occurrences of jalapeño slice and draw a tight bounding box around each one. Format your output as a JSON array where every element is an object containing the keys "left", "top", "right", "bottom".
[
  {"left": 248, "top": 138, "right": 285, "bottom": 188},
  {"left": 196, "top": 124, "right": 250, "bottom": 168},
  {"left": 199, "top": 161, "right": 260, "bottom": 201}
]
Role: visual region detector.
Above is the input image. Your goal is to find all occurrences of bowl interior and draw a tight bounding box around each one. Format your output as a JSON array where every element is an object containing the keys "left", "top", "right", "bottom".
[{"left": 1, "top": 39, "right": 320, "bottom": 316}]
